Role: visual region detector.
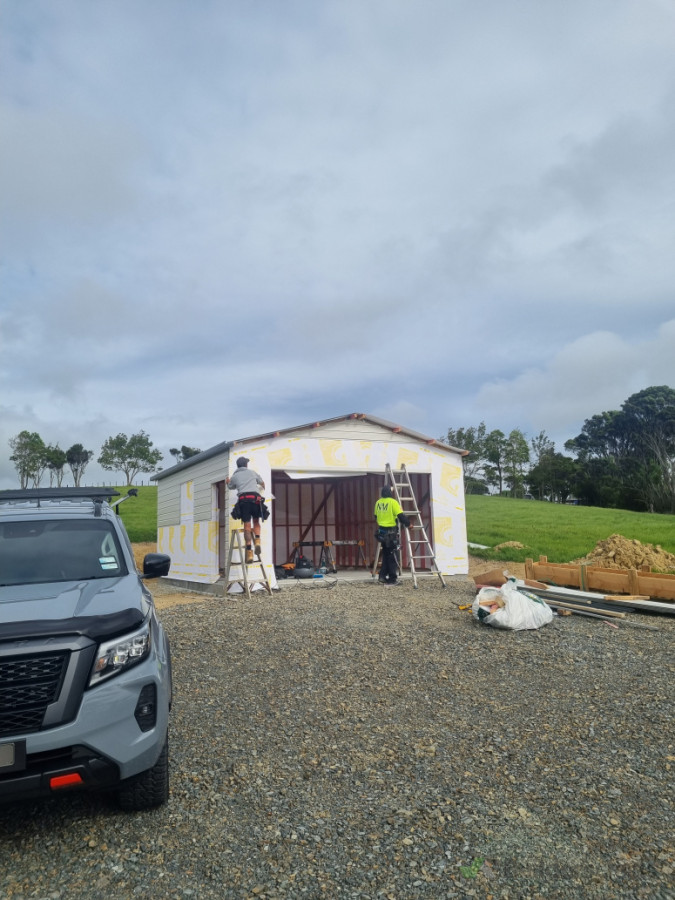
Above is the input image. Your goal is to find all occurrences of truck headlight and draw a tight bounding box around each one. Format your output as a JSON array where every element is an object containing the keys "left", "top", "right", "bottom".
[{"left": 89, "top": 623, "right": 151, "bottom": 686}]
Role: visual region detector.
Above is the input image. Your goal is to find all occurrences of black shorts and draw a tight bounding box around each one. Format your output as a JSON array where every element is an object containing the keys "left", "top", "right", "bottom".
[{"left": 238, "top": 498, "right": 262, "bottom": 523}]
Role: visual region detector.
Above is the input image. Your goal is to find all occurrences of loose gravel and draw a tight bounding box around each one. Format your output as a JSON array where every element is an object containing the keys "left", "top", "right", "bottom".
[{"left": 1, "top": 575, "right": 674, "bottom": 900}]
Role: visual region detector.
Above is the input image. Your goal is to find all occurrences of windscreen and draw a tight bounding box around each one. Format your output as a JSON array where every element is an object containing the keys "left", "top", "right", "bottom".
[{"left": 0, "top": 519, "right": 129, "bottom": 586}]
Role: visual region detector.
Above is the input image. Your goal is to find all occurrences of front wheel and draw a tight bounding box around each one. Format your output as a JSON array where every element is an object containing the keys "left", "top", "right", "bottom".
[{"left": 116, "top": 735, "right": 169, "bottom": 811}]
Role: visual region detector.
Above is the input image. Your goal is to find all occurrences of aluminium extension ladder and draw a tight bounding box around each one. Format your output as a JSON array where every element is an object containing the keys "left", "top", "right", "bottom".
[
  {"left": 224, "top": 528, "right": 273, "bottom": 600},
  {"left": 372, "top": 463, "right": 446, "bottom": 589}
]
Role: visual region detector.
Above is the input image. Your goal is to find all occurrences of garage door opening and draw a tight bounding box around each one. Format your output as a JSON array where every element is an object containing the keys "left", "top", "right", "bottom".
[{"left": 271, "top": 471, "right": 433, "bottom": 571}]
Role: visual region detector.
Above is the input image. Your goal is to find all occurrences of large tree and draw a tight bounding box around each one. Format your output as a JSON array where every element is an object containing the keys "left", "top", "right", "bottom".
[
  {"left": 527, "top": 451, "right": 577, "bottom": 503},
  {"left": 66, "top": 444, "right": 93, "bottom": 488},
  {"left": 9, "top": 431, "right": 47, "bottom": 488},
  {"left": 565, "top": 386, "right": 675, "bottom": 511},
  {"left": 169, "top": 445, "right": 201, "bottom": 463},
  {"left": 45, "top": 444, "right": 67, "bottom": 487},
  {"left": 618, "top": 386, "right": 675, "bottom": 512},
  {"left": 503, "top": 429, "right": 530, "bottom": 497},
  {"left": 483, "top": 429, "right": 507, "bottom": 495},
  {"left": 99, "top": 431, "right": 163, "bottom": 486},
  {"left": 530, "top": 430, "right": 555, "bottom": 466},
  {"left": 445, "top": 423, "right": 488, "bottom": 493}
]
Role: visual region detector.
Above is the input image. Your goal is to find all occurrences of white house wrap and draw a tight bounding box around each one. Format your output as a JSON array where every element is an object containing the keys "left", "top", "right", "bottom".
[{"left": 152, "top": 413, "right": 469, "bottom": 588}]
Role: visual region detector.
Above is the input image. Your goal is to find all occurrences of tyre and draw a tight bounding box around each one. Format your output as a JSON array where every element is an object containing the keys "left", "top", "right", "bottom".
[{"left": 116, "top": 734, "right": 169, "bottom": 811}]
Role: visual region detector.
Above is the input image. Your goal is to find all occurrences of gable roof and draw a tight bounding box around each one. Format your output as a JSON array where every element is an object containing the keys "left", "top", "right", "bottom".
[{"left": 152, "top": 412, "right": 467, "bottom": 481}]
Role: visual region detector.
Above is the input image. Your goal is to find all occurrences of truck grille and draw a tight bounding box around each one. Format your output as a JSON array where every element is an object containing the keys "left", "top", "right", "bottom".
[{"left": 0, "top": 652, "right": 69, "bottom": 737}]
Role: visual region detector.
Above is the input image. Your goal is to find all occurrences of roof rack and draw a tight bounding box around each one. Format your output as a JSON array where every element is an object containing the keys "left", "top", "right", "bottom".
[{"left": 0, "top": 487, "right": 121, "bottom": 502}]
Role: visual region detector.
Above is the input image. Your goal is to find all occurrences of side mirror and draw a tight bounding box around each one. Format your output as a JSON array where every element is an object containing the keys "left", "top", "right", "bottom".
[{"left": 142, "top": 553, "right": 171, "bottom": 579}]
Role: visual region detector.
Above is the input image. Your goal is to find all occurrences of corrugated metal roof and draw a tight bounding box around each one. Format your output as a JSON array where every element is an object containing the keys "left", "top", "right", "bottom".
[{"left": 152, "top": 412, "right": 467, "bottom": 482}]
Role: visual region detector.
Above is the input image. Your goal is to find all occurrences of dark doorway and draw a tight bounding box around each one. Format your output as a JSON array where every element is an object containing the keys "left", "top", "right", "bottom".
[{"left": 271, "top": 471, "right": 433, "bottom": 570}]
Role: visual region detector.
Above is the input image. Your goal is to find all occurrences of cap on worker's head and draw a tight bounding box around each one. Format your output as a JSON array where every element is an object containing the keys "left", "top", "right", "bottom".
[
  {"left": 381, "top": 486, "right": 392, "bottom": 498},
  {"left": 236, "top": 456, "right": 249, "bottom": 467}
]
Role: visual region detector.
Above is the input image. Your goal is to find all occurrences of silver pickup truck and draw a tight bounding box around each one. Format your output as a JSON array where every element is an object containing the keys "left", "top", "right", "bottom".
[{"left": 0, "top": 487, "right": 172, "bottom": 811}]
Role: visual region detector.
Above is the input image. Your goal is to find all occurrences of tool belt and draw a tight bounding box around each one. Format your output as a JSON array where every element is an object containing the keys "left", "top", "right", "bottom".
[
  {"left": 232, "top": 494, "right": 270, "bottom": 522},
  {"left": 376, "top": 527, "right": 399, "bottom": 550}
]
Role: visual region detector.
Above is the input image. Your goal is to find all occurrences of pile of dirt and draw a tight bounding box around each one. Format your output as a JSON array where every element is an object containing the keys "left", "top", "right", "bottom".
[
  {"left": 576, "top": 533, "right": 675, "bottom": 572},
  {"left": 494, "top": 540, "right": 526, "bottom": 551}
]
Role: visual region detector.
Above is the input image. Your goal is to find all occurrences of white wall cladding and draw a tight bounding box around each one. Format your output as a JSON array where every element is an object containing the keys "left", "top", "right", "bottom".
[{"left": 155, "top": 416, "right": 467, "bottom": 585}]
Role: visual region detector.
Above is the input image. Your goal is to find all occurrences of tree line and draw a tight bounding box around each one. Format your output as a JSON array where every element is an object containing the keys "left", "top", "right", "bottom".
[
  {"left": 7, "top": 431, "right": 201, "bottom": 488},
  {"left": 7, "top": 385, "right": 673, "bottom": 513},
  {"left": 446, "top": 386, "right": 675, "bottom": 514}
]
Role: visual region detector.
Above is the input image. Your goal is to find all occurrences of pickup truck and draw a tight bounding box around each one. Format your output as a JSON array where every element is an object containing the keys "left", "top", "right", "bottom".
[{"left": 0, "top": 487, "right": 172, "bottom": 810}]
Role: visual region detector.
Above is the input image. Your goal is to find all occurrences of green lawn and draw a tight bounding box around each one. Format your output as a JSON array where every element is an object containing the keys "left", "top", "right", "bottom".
[
  {"left": 465, "top": 495, "right": 675, "bottom": 563},
  {"left": 110, "top": 485, "right": 158, "bottom": 543}
]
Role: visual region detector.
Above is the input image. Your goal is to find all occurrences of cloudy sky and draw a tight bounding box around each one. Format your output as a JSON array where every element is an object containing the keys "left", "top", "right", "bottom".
[{"left": 1, "top": 0, "right": 674, "bottom": 488}]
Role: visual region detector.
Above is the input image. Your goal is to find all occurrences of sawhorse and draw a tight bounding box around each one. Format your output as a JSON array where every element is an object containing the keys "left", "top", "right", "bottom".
[{"left": 289, "top": 539, "right": 367, "bottom": 573}]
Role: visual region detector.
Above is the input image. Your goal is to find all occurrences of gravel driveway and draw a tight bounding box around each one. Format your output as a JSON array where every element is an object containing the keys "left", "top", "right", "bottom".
[{"left": 1, "top": 576, "right": 673, "bottom": 899}]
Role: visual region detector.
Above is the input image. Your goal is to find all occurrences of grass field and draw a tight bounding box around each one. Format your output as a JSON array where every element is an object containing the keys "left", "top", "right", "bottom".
[
  {"left": 114, "top": 485, "right": 675, "bottom": 562},
  {"left": 109, "top": 485, "right": 159, "bottom": 543},
  {"left": 465, "top": 494, "right": 675, "bottom": 563}
]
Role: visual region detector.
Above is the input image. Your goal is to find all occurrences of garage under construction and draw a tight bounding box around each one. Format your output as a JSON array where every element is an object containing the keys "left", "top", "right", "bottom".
[{"left": 151, "top": 413, "right": 469, "bottom": 589}]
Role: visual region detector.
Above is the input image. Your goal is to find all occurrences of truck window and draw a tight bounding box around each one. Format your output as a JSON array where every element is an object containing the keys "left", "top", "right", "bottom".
[{"left": 0, "top": 519, "right": 129, "bottom": 586}]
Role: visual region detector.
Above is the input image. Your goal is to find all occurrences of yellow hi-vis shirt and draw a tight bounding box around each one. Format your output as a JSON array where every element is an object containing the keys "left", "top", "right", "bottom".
[{"left": 374, "top": 496, "right": 403, "bottom": 527}]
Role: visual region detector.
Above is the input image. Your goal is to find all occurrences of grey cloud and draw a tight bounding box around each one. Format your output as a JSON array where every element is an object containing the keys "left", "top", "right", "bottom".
[
  {"left": 0, "top": 107, "right": 144, "bottom": 238},
  {"left": 546, "top": 97, "right": 675, "bottom": 214},
  {"left": 2, "top": 0, "right": 675, "bottom": 488}
]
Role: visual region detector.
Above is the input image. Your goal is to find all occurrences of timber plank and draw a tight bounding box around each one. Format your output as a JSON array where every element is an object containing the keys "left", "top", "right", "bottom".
[{"left": 526, "top": 559, "right": 675, "bottom": 602}]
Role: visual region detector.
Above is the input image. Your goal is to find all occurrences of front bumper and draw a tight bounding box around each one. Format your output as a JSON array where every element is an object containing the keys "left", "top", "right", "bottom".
[{"left": 0, "top": 627, "right": 171, "bottom": 803}]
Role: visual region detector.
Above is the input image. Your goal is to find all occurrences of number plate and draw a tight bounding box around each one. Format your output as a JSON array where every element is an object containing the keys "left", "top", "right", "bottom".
[{"left": 0, "top": 741, "right": 26, "bottom": 773}]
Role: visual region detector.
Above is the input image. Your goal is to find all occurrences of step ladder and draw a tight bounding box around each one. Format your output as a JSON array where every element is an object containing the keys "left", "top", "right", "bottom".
[
  {"left": 224, "top": 528, "right": 273, "bottom": 600},
  {"left": 373, "top": 464, "right": 446, "bottom": 589}
]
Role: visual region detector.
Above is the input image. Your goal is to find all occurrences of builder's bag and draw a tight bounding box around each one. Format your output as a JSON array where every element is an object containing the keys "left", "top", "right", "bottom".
[{"left": 472, "top": 579, "right": 553, "bottom": 631}]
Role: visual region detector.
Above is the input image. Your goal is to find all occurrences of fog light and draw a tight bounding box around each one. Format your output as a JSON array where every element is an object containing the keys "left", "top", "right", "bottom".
[{"left": 134, "top": 684, "right": 157, "bottom": 732}]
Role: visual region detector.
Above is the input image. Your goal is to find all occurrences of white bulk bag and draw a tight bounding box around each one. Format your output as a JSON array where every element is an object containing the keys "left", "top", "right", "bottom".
[{"left": 472, "top": 579, "right": 553, "bottom": 631}]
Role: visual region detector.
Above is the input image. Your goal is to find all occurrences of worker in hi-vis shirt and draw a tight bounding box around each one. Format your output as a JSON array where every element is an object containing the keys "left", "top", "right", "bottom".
[{"left": 374, "top": 486, "right": 410, "bottom": 585}]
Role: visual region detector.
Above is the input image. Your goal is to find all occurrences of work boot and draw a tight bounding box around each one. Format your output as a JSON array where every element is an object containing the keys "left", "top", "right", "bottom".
[
  {"left": 245, "top": 548, "right": 253, "bottom": 564},
  {"left": 254, "top": 540, "right": 261, "bottom": 558}
]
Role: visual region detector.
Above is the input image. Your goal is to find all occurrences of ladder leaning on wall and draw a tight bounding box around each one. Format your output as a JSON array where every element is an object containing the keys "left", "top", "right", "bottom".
[
  {"left": 373, "top": 463, "right": 446, "bottom": 589},
  {"left": 224, "top": 528, "right": 273, "bottom": 600}
]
